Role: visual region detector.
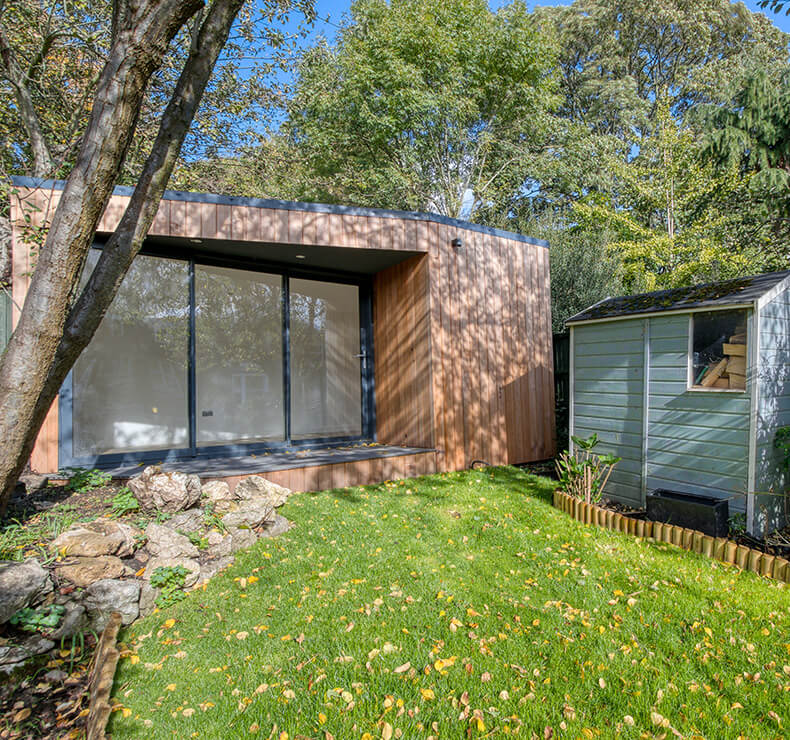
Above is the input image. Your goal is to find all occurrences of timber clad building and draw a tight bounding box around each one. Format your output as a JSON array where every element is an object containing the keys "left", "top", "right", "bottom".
[{"left": 9, "top": 178, "right": 555, "bottom": 489}]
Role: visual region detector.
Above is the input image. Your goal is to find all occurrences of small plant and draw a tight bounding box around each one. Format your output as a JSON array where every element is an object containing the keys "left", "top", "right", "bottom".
[
  {"left": 729, "top": 512, "right": 747, "bottom": 538},
  {"left": 774, "top": 426, "right": 790, "bottom": 470},
  {"left": 154, "top": 510, "right": 172, "bottom": 524},
  {"left": 555, "top": 433, "right": 621, "bottom": 504},
  {"left": 110, "top": 487, "right": 139, "bottom": 517},
  {"left": 9, "top": 604, "right": 65, "bottom": 634},
  {"left": 202, "top": 503, "right": 226, "bottom": 533},
  {"left": 59, "top": 467, "right": 112, "bottom": 493},
  {"left": 149, "top": 565, "right": 190, "bottom": 609},
  {"left": 184, "top": 530, "right": 209, "bottom": 550}
]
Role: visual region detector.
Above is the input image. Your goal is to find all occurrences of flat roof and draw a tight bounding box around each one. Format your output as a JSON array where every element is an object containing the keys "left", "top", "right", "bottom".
[
  {"left": 10, "top": 176, "right": 549, "bottom": 248},
  {"left": 566, "top": 270, "right": 790, "bottom": 325}
]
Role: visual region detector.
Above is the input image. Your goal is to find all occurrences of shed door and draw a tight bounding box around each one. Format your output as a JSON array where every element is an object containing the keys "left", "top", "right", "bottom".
[{"left": 572, "top": 320, "right": 645, "bottom": 507}]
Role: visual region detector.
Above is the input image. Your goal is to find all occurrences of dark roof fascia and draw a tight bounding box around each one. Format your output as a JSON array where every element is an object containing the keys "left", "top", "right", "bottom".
[{"left": 10, "top": 175, "right": 549, "bottom": 248}]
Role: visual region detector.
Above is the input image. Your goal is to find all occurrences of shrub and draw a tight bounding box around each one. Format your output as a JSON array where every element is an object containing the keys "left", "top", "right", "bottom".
[{"left": 555, "top": 433, "right": 621, "bottom": 504}]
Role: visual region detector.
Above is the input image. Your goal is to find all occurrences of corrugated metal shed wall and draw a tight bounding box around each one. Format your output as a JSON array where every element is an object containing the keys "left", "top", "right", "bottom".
[
  {"left": 572, "top": 319, "right": 644, "bottom": 506},
  {"left": 645, "top": 314, "right": 749, "bottom": 509},
  {"left": 756, "top": 285, "right": 790, "bottom": 535}
]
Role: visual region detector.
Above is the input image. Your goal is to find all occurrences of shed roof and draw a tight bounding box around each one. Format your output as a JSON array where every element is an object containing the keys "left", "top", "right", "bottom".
[{"left": 566, "top": 270, "right": 790, "bottom": 325}]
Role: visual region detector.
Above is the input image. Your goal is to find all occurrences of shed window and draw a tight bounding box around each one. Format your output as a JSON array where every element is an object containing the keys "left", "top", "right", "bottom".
[{"left": 690, "top": 310, "right": 748, "bottom": 390}]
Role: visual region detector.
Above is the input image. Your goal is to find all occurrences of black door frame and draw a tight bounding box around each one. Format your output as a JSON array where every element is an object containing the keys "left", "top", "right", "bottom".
[{"left": 59, "top": 241, "right": 376, "bottom": 469}]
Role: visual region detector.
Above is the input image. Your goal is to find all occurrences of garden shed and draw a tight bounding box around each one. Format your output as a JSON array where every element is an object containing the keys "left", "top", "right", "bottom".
[
  {"left": 566, "top": 271, "right": 790, "bottom": 537},
  {"left": 8, "top": 178, "right": 555, "bottom": 490}
]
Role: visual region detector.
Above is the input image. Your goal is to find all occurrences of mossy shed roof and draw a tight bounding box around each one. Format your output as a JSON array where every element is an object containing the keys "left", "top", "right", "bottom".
[{"left": 566, "top": 270, "right": 790, "bottom": 326}]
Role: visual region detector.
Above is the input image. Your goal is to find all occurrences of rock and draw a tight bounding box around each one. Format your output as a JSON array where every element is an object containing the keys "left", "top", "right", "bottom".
[
  {"left": 0, "top": 635, "right": 55, "bottom": 674},
  {"left": 228, "top": 527, "right": 257, "bottom": 553},
  {"left": 0, "top": 559, "right": 53, "bottom": 624},
  {"left": 234, "top": 476, "right": 291, "bottom": 506},
  {"left": 259, "top": 514, "right": 291, "bottom": 539},
  {"left": 50, "top": 603, "right": 88, "bottom": 640},
  {"left": 55, "top": 556, "right": 131, "bottom": 588},
  {"left": 198, "top": 556, "right": 235, "bottom": 584},
  {"left": 143, "top": 557, "right": 200, "bottom": 588},
  {"left": 164, "top": 509, "right": 204, "bottom": 534},
  {"left": 128, "top": 466, "right": 201, "bottom": 514},
  {"left": 52, "top": 519, "right": 138, "bottom": 558},
  {"left": 85, "top": 579, "right": 140, "bottom": 630},
  {"left": 145, "top": 522, "right": 199, "bottom": 559},
  {"left": 202, "top": 480, "right": 234, "bottom": 505},
  {"left": 18, "top": 473, "right": 50, "bottom": 495},
  {"left": 221, "top": 500, "right": 275, "bottom": 531},
  {"left": 205, "top": 530, "right": 233, "bottom": 559},
  {"left": 138, "top": 582, "right": 159, "bottom": 618}
]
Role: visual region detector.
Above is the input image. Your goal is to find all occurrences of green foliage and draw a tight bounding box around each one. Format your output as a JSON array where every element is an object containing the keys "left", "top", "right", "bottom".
[
  {"left": 110, "top": 487, "right": 139, "bottom": 518},
  {"left": 9, "top": 603, "right": 64, "bottom": 633},
  {"left": 202, "top": 503, "right": 226, "bottom": 533},
  {"left": 281, "top": 0, "right": 558, "bottom": 219},
  {"left": 149, "top": 565, "right": 190, "bottom": 609},
  {"left": 729, "top": 512, "right": 748, "bottom": 537},
  {"left": 774, "top": 426, "right": 790, "bottom": 471},
  {"left": 0, "top": 507, "right": 87, "bottom": 561},
  {"left": 184, "top": 531, "right": 208, "bottom": 551},
  {"left": 555, "top": 434, "right": 621, "bottom": 503},
  {"left": 59, "top": 467, "right": 112, "bottom": 493}
]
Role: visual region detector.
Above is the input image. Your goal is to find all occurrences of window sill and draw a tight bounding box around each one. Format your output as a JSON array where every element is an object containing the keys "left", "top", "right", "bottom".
[{"left": 687, "top": 386, "right": 747, "bottom": 394}]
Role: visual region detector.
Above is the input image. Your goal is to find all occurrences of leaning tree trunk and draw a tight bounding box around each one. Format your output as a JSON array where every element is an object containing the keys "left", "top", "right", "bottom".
[
  {"left": 0, "top": 0, "right": 204, "bottom": 513},
  {"left": 30, "top": 0, "right": 245, "bottom": 472}
]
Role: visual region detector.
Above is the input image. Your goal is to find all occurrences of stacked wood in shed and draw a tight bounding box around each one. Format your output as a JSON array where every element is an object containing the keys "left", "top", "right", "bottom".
[{"left": 698, "top": 332, "right": 746, "bottom": 390}]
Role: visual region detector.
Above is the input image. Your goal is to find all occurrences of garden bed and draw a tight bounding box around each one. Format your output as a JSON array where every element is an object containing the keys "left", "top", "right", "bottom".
[{"left": 553, "top": 489, "right": 790, "bottom": 582}]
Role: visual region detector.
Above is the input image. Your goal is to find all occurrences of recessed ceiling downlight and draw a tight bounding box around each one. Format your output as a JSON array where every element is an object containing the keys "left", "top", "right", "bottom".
[{"left": 295, "top": 254, "right": 306, "bottom": 259}]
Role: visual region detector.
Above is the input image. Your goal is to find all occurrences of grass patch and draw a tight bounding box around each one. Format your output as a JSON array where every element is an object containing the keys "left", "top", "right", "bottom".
[{"left": 111, "top": 467, "right": 790, "bottom": 738}]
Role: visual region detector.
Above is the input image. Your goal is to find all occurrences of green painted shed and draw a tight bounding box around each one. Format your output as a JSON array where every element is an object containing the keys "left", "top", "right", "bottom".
[{"left": 566, "top": 270, "right": 790, "bottom": 537}]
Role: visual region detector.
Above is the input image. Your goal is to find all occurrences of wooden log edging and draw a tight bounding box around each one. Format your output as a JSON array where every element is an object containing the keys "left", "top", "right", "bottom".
[
  {"left": 86, "top": 611, "right": 123, "bottom": 740},
  {"left": 552, "top": 490, "right": 790, "bottom": 584}
]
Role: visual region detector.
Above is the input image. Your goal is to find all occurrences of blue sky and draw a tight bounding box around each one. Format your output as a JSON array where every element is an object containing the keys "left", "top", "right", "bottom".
[{"left": 303, "top": 0, "right": 790, "bottom": 40}]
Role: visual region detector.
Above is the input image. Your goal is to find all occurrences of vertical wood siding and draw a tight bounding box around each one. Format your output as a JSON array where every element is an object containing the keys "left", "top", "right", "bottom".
[
  {"left": 426, "top": 232, "right": 555, "bottom": 469},
  {"left": 756, "top": 287, "right": 790, "bottom": 535},
  {"left": 373, "top": 255, "right": 434, "bottom": 448},
  {"left": 12, "top": 186, "right": 554, "bottom": 476},
  {"left": 212, "top": 450, "right": 437, "bottom": 493},
  {"left": 646, "top": 315, "right": 749, "bottom": 505},
  {"left": 572, "top": 320, "right": 645, "bottom": 506}
]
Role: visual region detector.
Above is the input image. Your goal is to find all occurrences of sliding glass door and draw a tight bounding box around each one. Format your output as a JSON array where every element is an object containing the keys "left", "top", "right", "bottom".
[
  {"left": 72, "top": 252, "right": 190, "bottom": 457},
  {"left": 290, "top": 279, "right": 362, "bottom": 439},
  {"left": 65, "top": 249, "right": 373, "bottom": 465},
  {"left": 195, "top": 265, "right": 284, "bottom": 446}
]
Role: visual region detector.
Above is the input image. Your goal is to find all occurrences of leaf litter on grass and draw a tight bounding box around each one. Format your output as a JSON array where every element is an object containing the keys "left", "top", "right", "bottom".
[{"left": 110, "top": 468, "right": 790, "bottom": 739}]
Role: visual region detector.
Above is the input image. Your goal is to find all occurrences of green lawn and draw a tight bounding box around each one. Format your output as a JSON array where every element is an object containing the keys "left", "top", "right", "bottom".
[{"left": 111, "top": 467, "right": 790, "bottom": 739}]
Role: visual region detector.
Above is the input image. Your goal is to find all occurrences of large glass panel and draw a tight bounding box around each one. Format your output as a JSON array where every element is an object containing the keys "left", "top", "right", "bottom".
[
  {"left": 72, "top": 250, "right": 189, "bottom": 456},
  {"left": 290, "top": 278, "right": 362, "bottom": 438},
  {"left": 195, "top": 265, "right": 284, "bottom": 446}
]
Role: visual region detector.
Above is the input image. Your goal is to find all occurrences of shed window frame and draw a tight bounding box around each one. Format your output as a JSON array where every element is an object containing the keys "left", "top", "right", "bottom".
[{"left": 686, "top": 309, "right": 750, "bottom": 394}]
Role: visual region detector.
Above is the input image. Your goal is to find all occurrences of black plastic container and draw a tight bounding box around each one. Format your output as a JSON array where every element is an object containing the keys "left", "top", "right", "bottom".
[{"left": 646, "top": 489, "right": 729, "bottom": 537}]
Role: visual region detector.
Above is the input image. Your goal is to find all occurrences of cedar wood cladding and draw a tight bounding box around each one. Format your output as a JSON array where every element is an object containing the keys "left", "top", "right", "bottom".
[{"left": 10, "top": 183, "right": 555, "bottom": 477}]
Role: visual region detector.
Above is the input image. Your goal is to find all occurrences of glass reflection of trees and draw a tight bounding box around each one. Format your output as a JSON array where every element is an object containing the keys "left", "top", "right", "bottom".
[
  {"left": 289, "top": 279, "right": 362, "bottom": 438},
  {"left": 195, "top": 265, "right": 284, "bottom": 445},
  {"left": 73, "top": 250, "right": 190, "bottom": 456}
]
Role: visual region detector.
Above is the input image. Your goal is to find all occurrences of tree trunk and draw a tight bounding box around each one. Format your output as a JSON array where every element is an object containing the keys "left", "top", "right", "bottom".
[
  {"left": 30, "top": 0, "right": 245, "bottom": 463},
  {"left": 0, "top": 0, "right": 202, "bottom": 512},
  {"left": 0, "top": 24, "right": 54, "bottom": 177}
]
